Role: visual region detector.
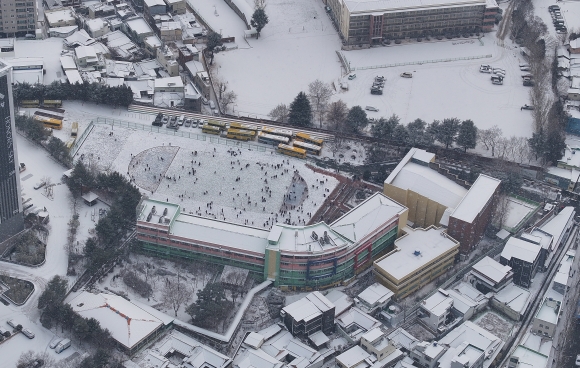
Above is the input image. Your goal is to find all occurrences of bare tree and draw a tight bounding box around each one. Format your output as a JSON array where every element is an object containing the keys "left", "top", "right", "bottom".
[
  {"left": 268, "top": 103, "right": 289, "bottom": 123},
  {"left": 308, "top": 79, "right": 333, "bottom": 128},
  {"left": 161, "top": 275, "right": 193, "bottom": 316},
  {"left": 478, "top": 125, "right": 502, "bottom": 156},
  {"left": 220, "top": 91, "right": 237, "bottom": 113},
  {"left": 491, "top": 195, "right": 512, "bottom": 230},
  {"left": 254, "top": 0, "right": 266, "bottom": 9},
  {"left": 326, "top": 100, "right": 348, "bottom": 132},
  {"left": 17, "top": 351, "right": 56, "bottom": 368}
]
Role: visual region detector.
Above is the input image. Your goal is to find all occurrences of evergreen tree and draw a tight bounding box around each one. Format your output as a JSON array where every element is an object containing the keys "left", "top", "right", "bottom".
[
  {"left": 545, "top": 130, "right": 566, "bottom": 164},
  {"left": 186, "top": 283, "right": 232, "bottom": 328},
  {"left": 434, "top": 118, "right": 460, "bottom": 148},
  {"left": 406, "top": 118, "right": 426, "bottom": 146},
  {"left": 528, "top": 131, "right": 545, "bottom": 160},
  {"left": 251, "top": 8, "right": 269, "bottom": 39},
  {"left": 288, "top": 92, "right": 312, "bottom": 127},
  {"left": 205, "top": 32, "right": 223, "bottom": 65},
  {"left": 456, "top": 119, "right": 478, "bottom": 152},
  {"left": 392, "top": 124, "right": 409, "bottom": 145},
  {"left": 346, "top": 105, "right": 368, "bottom": 134},
  {"left": 371, "top": 114, "right": 399, "bottom": 139}
]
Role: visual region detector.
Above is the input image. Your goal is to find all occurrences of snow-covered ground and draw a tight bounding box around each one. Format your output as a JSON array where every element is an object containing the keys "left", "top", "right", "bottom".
[
  {"left": 213, "top": 0, "right": 343, "bottom": 118},
  {"left": 75, "top": 123, "right": 339, "bottom": 229},
  {"left": 217, "top": 27, "right": 534, "bottom": 136},
  {"left": 504, "top": 197, "right": 538, "bottom": 230},
  {"left": 0, "top": 134, "right": 96, "bottom": 366},
  {"left": 186, "top": 0, "right": 250, "bottom": 45}
]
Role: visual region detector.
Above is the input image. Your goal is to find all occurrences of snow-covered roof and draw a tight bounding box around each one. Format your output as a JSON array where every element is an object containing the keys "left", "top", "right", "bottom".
[
  {"left": 343, "top": 0, "right": 487, "bottom": 15},
  {"left": 526, "top": 229, "right": 553, "bottom": 251},
  {"left": 86, "top": 18, "right": 107, "bottom": 32},
  {"left": 500, "top": 237, "right": 541, "bottom": 264},
  {"left": 438, "top": 321, "right": 503, "bottom": 363},
  {"left": 336, "top": 307, "right": 381, "bottom": 332},
  {"left": 144, "top": 0, "right": 166, "bottom": 7},
  {"left": 69, "top": 292, "right": 171, "bottom": 349},
  {"left": 9, "top": 57, "right": 43, "bottom": 68},
  {"left": 230, "top": 0, "right": 254, "bottom": 25},
  {"left": 325, "top": 289, "right": 353, "bottom": 316},
  {"left": 387, "top": 161, "right": 468, "bottom": 208},
  {"left": 308, "top": 330, "right": 330, "bottom": 346},
  {"left": 361, "top": 327, "right": 384, "bottom": 343},
  {"left": 82, "top": 191, "right": 99, "bottom": 202},
  {"left": 65, "top": 69, "right": 83, "bottom": 84},
  {"left": 44, "top": 8, "right": 75, "bottom": 25},
  {"left": 446, "top": 283, "right": 488, "bottom": 314},
  {"left": 172, "top": 213, "right": 270, "bottom": 255},
  {"left": 267, "top": 222, "right": 352, "bottom": 253},
  {"left": 60, "top": 54, "right": 77, "bottom": 70},
  {"left": 336, "top": 345, "right": 370, "bottom": 368},
  {"left": 493, "top": 282, "right": 531, "bottom": 315},
  {"left": 535, "top": 297, "right": 560, "bottom": 324},
  {"left": 234, "top": 347, "right": 285, "bottom": 368},
  {"left": 244, "top": 332, "right": 265, "bottom": 349},
  {"left": 510, "top": 345, "right": 548, "bottom": 368},
  {"left": 75, "top": 45, "right": 98, "bottom": 60},
  {"left": 331, "top": 192, "right": 405, "bottom": 242},
  {"left": 357, "top": 283, "right": 394, "bottom": 307},
  {"left": 421, "top": 289, "right": 453, "bottom": 316},
  {"left": 570, "top": 38, "right": 580, "bottom": 50},
  {"left": 126, "top": 17, "right": 154, "bottom": 35},
  {"left": 154, "top": 76, "right": 184, "bottom": 88},
  {"left": 375, "top": 226, "right": 459, "bottom": 281},
  {"left": 388, "top": 328, "right": 418, "bottom": 351},
  {"left": 145, "top": 35, "right": 162, "bottom": 49},
  {"left": 540, "top": 207, "right": 575, "bottom": 248},
  {"left": 282, "top": 292, "right": 334, "bottom": 322},
  {"left": 451, "top": 174, "right": 501, "bottom": 223},
  {"left": 471, "top": 256, "right": 512, "bottom": 284}
]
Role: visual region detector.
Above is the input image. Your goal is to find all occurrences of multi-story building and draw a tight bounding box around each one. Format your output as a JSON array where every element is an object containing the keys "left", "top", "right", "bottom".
[
  {"left": 0, "top": 0, "right": 37, "bottom": 37},
  {"left": 280, "top": 291, "right": 335, "bottom": 336},
  {"left": 373, "top": 226, "right": 459, "bottom": 298},
  {"left": 327, "top": 0, "right": 498, "bottom": 46},
  {"left": 136, "top": 192, "right": 408, "bottom": 289},
  {"left": 500, "top": 237, "right": 541, "bottom": 289},
  {"left": 0, "top": 61, "right": 24, "bottom": 243}
]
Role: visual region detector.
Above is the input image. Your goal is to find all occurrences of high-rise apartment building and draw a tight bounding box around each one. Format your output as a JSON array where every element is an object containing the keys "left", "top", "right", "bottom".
[
  {"left": 0, "top": 60, "right": 24, "bottom": 243},
  {"left": 0, "top": 0, "right": 37, "bottom": 37}
]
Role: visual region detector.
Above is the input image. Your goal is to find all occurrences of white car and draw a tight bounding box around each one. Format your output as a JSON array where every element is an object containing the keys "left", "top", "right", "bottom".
[
  {"left": 365, "top": 106, "right": 379, "bottom": 112},
  {"left": 50, "top": 338, "right": 63, "bottom": 349},
  {"left": 576, "top": 355, "right": 580, "bottom": 367},
  {"left": 400, "top": 72, "right": 413, "bottom": 78}
]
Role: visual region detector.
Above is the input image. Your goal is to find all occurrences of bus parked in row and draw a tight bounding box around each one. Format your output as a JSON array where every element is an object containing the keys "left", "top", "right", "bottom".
[
  {"left": 226, "top": 128, "right": 255, "bottom": 141},
  {"left": 261, "top": 127, "right": 293, "bottom": 138},
  {"left": 71, "top": 122, "right": 78, "bottom": 137},
  {"left": 20, "top": 100, "right": 40, "bottom": 108},
  {"left": 43, "top": 100, "right": 62, "bottom": 108},
  {"left": 277, "top": 144, "right": 306, "bottom": 159},
  {"left": 202, "top": 123, "right": 221, "bottom": 135},
  {"left": 292, "top": 140, "right": 321, "bottom": 155},
  {"left": 258, "top": 132, "right": 290, "bottom": 146},
  {"left": 295, "top": 132, "right": 323, "bottom": 146},
  {"left": 207, "top": 119, "right": 227, "bottom": 130},
  {"left": 33, "top": 115, "right": 62, "bottom": 130}
]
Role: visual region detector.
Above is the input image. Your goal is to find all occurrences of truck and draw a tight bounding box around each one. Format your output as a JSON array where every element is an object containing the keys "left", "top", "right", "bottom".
[{"left": 55, "top": 338, "right": 71, "bottom": 353}]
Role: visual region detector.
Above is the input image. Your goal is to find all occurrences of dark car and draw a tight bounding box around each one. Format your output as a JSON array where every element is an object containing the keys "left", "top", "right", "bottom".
[{"left": 370, "top": 88, "right": 383, "bottom": 95}]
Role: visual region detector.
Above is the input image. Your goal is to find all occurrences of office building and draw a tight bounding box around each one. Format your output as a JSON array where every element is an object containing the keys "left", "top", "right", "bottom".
[
  {"left": 0, "top": 60, "right": 24, "bottom": 243},
  {"left": 0, "top": 0, "right": 37, "bottom": 37}
]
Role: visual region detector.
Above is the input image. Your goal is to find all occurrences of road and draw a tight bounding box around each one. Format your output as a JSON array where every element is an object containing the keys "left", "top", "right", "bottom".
[{"left": 497, "top": 0, "right": 515, "bottom": 42}]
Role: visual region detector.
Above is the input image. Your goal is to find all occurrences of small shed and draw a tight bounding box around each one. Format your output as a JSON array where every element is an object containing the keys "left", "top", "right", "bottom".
[
  {"left": 308, "top": 330, "right": 330, "bottom": 349},
  {"left": 82, "top": 192, "right": 99, "bottom": 206}
]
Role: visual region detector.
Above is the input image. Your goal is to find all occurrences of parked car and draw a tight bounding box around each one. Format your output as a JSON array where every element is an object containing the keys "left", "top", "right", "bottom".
[
  {"left": 348, "top": 73, "right": 356, "bottom": 80},
  {"left": 55, "top": 338, "right": 71, "bottom": 353},
  {"left": 523, "top": 80, "right": 534, "bottom": 87},
  {"left": 400, "top": 72, "right": 413, "bottom": 78},
  {"left": 549, "top": 5, "right": 560, "bottom": 11},
  {"left": 370, "top": 88, "right": 383, "bottom": 95},
  {"left": 0, "top": 327, "right": 10, "bottom": 337},
  {"left": 161, "top": 115, "right": 168, "bottom": 125},
  {"left": 201, "top": 97, "right": 209, "bottom": 105},
  {"left": 177, "top": 115, "right": 185, "bottom": 126},
  {"left": 575, "top": 354, "right": 580, "bottom": 367},
  {"left": 556, "top": 28, "right": 567, "bottom": 34},
  {"left": 365, "top": 106, "right": 379, "bottom": 112},
  {"left": 49, "top": 338, "right": 63, "bottom": 349},
  {"left": 479, "top": 65, "right": 492, "bottom": 73},
  {"left": 184, "top": 119, "right": 191, "bottom": 127},
  {"left": 521, "top": 104, "right": 534, "bottom": 110},
  {"left": 375, "top": 76, "right": 385, "bottom": 82},
  {"left": 22, "top": 328, "right": 34, "bottom": 339},
  {"left": 520, "top": 65, "right": 531, "bottom": 71},
  {"left": 209, "top": 100, "right": 216, "bottom": 109}
]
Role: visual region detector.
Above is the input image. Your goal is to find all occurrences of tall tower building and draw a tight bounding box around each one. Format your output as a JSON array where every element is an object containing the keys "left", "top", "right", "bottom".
[
  {"left": 0, "top": 0, "right": 37, "bottom": 38},
  {"left": 0, "top": 60, "right": 24, "bottom": 243}
]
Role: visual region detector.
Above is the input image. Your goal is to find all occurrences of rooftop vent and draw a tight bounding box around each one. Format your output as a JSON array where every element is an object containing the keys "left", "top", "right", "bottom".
[
  {"left": 311, "top": 231, "right": 318, "bottom": 241},
  {"left": 413, "top": 250, "right": 421, "bottom": 256},
  {"left": 163, "top": 207, "right": 168, "bottom": 216}
]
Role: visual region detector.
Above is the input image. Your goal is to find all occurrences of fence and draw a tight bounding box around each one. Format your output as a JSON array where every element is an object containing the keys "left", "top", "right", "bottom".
[
  {"left": 75, "top": 118, "right": 273, "bottom": 155},
  {"left": 70, "top": 122, "right": 94, "bottom": 157},
  {"left": 352, "top": 54, "right": 493, "bottom": 70}
]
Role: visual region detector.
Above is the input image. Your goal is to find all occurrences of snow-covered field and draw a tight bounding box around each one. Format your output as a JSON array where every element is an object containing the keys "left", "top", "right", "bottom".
[
  {"left": 75, "top": 123, "right": 339, "bottom": 229},
  {"left": 505, "top": 197, "right": 538, "bottom": 230},
  {"left": 213, "top": 0, "right": 343, "bottom": 117}
]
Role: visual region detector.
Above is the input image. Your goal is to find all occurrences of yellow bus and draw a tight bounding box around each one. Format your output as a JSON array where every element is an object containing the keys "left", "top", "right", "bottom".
[
  {"left": 207, "top": 119, "right": 227, "bottom": 130},
  {"left": 277, "top": 144, "right": 306, "bottom": 159},
  {"left": 293, "top": 140, "right": 321, "bottom": 155},
  {"left": 33, "top": 115, "right": 62, "bottom": 130},
  {"left": 202, "top": 123, "right": 221, "bottom": 135},
  {"left": 295, "top": 132, "right": 324, "bottom": 146},
  {"left": 43, "top": 99, "right": 63, "bottom": 108},
  {"left": 20, "top": 100, "right": 40, "bottom": 108},
  {"left": 226, "top": 128, "right": 255, "bottom": 141},
  {"left": 71, "top": 122, "right": 78, "bottom": 137},
  {"left": 261, "top": 126, "right": 293, "bottom": 138},
  {"left": 229, "top": 122, "right": 259, "bottom": 132}
]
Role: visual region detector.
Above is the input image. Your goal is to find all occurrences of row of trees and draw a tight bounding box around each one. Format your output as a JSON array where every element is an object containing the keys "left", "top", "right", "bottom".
[
  {"left": 13, "top": 81, "right": 134, "bottom": 107},
  {"left": 66, "top": 161, "right": 141, "bottom": 273},
  {"left": 15, "top": 114, "right": 72, "bottom": 167}
]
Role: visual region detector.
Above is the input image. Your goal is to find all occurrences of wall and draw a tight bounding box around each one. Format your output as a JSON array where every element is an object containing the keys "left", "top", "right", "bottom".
[
  {"left": 383, "top": 183, "right": 446, "bottom": 228},
  {"left": 490, "top": 297, "right": 521, "bottom": 321}
]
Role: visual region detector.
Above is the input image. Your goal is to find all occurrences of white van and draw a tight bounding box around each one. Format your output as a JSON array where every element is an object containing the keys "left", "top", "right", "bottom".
[
  {"left": 7, "top": 319, "right": 19, "bottom": 328},
  {"left": 55, "top": 338, "right": 71, "bottom": 353},
  {"left": 22, "top": 328, "right": 35, "bottom": 339},
  {"left": 177, "top": 115, "right": 185, "bottom": 126}
]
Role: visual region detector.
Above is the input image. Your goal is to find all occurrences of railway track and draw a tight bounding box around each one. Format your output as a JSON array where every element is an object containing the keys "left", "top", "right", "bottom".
[{"left": 127, "top": 104, "right": 335, "bottom": 142}]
